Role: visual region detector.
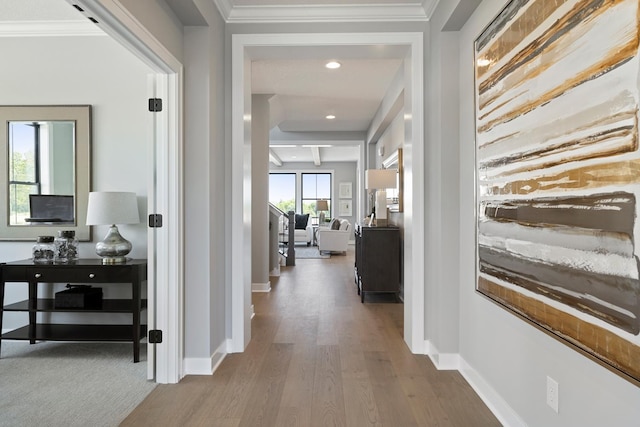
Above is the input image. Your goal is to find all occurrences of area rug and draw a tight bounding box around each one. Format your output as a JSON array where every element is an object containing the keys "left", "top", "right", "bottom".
[
  {"left": 0, "top": 340, "right": 156, "bottom": 427},
  {"left": 294, "top": 246, "right": 330, "bottom": 259}
]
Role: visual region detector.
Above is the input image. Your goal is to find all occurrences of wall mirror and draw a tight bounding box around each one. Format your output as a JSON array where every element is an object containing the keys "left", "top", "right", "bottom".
[
  {"left": 0, "top": 105, "right": 91, "bottom": 241},
  {"left": 382, "top": 147, "right": 403, "bottom": 213}
]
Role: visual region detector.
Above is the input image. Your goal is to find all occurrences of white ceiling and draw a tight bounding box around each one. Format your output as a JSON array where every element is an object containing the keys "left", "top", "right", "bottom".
[{"left": 1, "top": 0, "right": 431, "bottom": 165}]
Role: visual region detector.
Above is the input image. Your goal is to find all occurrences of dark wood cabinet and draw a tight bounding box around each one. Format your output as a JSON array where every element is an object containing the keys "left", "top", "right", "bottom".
[
  {"left": 354, "top": 224, "right": 400, "bottom": 303},
  {"left": 0, "top": 259, "right": 147, "bottom": 362}
]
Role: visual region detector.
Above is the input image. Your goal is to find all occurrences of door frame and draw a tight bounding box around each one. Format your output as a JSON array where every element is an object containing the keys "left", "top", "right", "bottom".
[
  {"left": 231, "top": 32, "right": 425, "bottom": 353},
  {"left": 70, "top": 0, "right": 185, "bottom": 383}
]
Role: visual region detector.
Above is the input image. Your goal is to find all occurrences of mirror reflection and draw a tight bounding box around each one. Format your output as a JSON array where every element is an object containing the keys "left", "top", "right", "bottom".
[
  {"left": 382, "top": 148, "right": 403, "bottom": 213},
  {"left": 0, "top": 105, "right": 91, "bottom": 241},
  {"left": 9, "top": 120, "right": 75, "bottom": 225}
]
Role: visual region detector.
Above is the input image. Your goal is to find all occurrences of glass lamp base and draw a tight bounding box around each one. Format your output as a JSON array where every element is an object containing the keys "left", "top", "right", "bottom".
[{"left": 95, "top": 225, "right": 132, "bottom": 264}]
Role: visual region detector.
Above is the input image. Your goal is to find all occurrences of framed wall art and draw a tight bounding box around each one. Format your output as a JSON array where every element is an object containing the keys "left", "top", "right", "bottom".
[
  {"left": 339, "top": 182, "right": 352, "bottom": 199},
  {"left": 475, "top": 0, "right": 640, "bottom": 385},
  {"left": 339, "top": 200, "right": 352, "bottom": 217}
]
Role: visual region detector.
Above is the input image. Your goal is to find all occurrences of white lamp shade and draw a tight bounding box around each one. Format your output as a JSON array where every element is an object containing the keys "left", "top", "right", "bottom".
[
  {"left": 365, "top": 169, "right": 397, "bottom": 190},
  {"left": 86, "top": 191, "right": 140, "bottom": 225}
]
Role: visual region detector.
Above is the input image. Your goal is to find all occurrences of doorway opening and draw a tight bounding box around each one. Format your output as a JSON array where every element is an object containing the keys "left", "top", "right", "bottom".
[{"left": 232, "top": 32, "right": 425, "bottom": 354}]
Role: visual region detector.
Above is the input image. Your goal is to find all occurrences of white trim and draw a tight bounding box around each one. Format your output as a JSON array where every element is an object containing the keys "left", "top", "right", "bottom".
[
  {"left": 269, "top": 265, "right": 281, "bottom": 277},
  {"left": 425, "top": 340, "right": 461, "bottom": 370},
  {"left": 459, "top": 358, "right": 527, "bottom": 427},
  {"left": 251, "top": 304, "right": 256, "bottom": 320},
  {"left": 214, "top": 2, "right": 435, "bottom": 23},
  {"left": 0, "top": 21, "right": 105, "bottom": 37},
  {"left": 231, "top": 32, "right": 425, "bottom": 355},
  {"left": 183, "top": 341, "right": 227, "bottom": 376},
  {"left": 424, "top": 343, "right": 525, "bottom": 426},
  {"left": 146, "top": 74, "right": 157, "bottom": 382},
  {"left": 252, "top": 282, "right": 271, "bottom": 293},
  {"left": 230, "top": 38, "right": 252, "bottom": 353}
]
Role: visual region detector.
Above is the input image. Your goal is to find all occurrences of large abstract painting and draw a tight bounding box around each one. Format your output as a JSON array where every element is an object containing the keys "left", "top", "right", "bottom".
[{"left": 475, "top": 0, "right": 640, "bottom": 385}]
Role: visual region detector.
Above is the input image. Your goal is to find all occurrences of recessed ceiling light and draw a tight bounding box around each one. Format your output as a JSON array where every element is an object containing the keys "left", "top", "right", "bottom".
[
  {"left": 325, "top": 61, "right": 341, "bottom": 69},
  {"left": 326, "top": 115, "right": 336, "bottom": 120}
]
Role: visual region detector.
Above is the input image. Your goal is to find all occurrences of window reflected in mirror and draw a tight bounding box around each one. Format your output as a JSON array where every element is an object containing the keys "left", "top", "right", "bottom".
[{"left": 9, "top": 120, "right": 75, "bottom": 225}]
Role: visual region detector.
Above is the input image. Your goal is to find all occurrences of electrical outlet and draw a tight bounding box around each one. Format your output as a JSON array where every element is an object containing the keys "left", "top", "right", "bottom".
[{"left": 546, "top": 376, "right": 559, "bottom": 413}]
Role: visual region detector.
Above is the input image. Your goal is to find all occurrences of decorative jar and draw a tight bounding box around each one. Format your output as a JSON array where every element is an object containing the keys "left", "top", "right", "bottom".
[
  {"left": 54, "top": 230, "right": 78, "bottom": 263},
  {"left": 32, "top": 236, "right": 55, "bottom": 263}
]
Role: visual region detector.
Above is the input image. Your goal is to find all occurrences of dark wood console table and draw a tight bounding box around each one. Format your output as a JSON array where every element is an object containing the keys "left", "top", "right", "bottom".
[
  {"left": 0, "top": 259, "right": 147, "bottom": 362},
  {"left": 354, "top": 224, "right": 400, "bottom": 303}
]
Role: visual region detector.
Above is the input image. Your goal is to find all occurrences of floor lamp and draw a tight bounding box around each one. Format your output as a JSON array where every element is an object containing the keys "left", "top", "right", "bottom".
[{"left": 365, "top": 169, "right": 397, "bottom": 226}]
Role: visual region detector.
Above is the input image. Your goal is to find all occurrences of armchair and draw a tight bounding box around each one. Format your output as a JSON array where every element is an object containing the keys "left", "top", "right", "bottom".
[
  {"left": 279, "top": 213, "right": 313, "bottom": 246},
  {"left": 317, "top": 218, "right": 352, "bottom": 253}
]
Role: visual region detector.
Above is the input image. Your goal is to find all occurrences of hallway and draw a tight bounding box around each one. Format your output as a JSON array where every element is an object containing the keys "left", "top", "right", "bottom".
[{"left": 123, "top": 248, "right": 500, "bottom": 426}]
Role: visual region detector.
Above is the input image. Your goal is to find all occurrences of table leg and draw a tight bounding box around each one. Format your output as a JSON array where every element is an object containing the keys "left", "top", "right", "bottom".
[
  {"left": 0, "top": 279, "right": 4, "bottom": 357},
  {"left": 132, "top": 278, "right": 141, "bottom": 363},
  {"left": 29, "top": 281, "right": 36, "bottom": 344}
]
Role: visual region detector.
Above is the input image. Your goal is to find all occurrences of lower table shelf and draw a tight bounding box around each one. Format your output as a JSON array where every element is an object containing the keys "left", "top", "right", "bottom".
[
  {"left": 2, "top": 324, "right": 147, "bottom": 342},
  {"left": 3, "top": 299, "right": 148, "bottom": 312}
]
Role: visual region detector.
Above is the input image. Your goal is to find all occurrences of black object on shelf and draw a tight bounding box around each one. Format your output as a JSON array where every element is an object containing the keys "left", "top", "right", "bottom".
[{"left": 55, "top": 284, "right": 102, "bottom": 309}]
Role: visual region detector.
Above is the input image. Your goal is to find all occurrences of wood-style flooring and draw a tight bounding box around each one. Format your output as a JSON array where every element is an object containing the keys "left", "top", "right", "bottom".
[{"left": 122, "top": 247, "right": 501, "bottom": 426}]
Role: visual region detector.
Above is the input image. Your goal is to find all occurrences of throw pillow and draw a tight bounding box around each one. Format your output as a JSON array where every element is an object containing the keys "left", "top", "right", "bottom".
[
  {"left": 294, "top": 213, "right": 309, "bottom": 230},
  {"left": 331, "top": 219, "right": 342, "bottom": 230}
]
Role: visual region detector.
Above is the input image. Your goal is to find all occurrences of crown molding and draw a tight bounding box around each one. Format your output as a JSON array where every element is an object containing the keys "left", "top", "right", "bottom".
[
  {"left": 0, "top": 20, "right": 105, "bottom": 37},
  {"left": 214, "top": 1, "right": 435, "bottom": 23}
]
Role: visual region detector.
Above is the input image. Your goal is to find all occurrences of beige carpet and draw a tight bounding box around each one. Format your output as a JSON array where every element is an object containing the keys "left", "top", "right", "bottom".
[{"left": 0, "top": 340, "right": 156, "bottom": 427}]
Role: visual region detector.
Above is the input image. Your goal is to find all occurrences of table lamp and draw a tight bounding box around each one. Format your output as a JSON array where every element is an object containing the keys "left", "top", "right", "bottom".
[
  {"left": 365, "top": 169, "right": 397, "bottom": 226},
  {"left": 86, "top": 191, "right": 140, "bottom": 264},
  {"left": 316, "top": 199, "right": 329, "bottom": 223}
]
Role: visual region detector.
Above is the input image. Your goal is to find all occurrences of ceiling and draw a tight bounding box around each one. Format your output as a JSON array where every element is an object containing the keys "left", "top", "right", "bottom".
[{"left": 1, "top": 0, "right": 433, "bottom": 165}]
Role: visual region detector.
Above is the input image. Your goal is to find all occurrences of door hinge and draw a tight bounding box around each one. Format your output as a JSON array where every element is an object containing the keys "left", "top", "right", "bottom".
[
  {"left": 148, "top": 98, "right": 163, "bottom": 112},
  {"left": 149, "top": 214, "right": 163, "bottom": 228},
  {"left": 148, "top": 329, "right": 163, "bottom": 344}
]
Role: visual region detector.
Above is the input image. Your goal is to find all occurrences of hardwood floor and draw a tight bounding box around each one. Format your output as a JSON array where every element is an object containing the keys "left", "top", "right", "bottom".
[{"left": 122, "top": 247, "right": 501, "bottom": 426}]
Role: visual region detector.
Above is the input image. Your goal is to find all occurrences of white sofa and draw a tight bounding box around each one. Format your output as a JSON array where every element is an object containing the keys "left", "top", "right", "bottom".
[
  {"left": 280, "top": 214, "right": 313, "bottom": 246},
  {"left": 317, "top": 218, "right": 352, "bottom": 253}
]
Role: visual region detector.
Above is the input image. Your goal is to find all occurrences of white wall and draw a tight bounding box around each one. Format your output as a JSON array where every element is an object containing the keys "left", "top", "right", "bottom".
[
  {"left": 423, "top": 0, "right": 463, "bottom": 362},
  {"left": 251, "top": 95, "right": 271, "bottom": 286},
  {"left": 181, "top": 1, "right": 228, "bottom": 371},
  {"left": 444, "top": 0, "right": 640, "bottom": 425},
  {"left": 0, "top": 35, "right": 151, "bottom": 328},
  {"left": 375, "top": 111, "right": 403, "bottom": 169}
]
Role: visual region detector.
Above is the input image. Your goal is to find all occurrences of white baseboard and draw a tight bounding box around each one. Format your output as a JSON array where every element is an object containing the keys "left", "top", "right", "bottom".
[
  {"left": 250, "top": 304, "right": 255, "bottom": 319},
  {"left": 424, "top": 340, "right": 524, "bottom": 427},
  {"left": 252, "top": 281, "right": 271, "bottom": 292},
  {"left": 269, "top": 266, "right": 280, "bottom": 277},
  {"left": 459, "top": 357, "right": 526, "bottom": 427},
  {"left": 183, "top": 340, "right": 228, "bottom": 375},
  {"left": 424, "top": 340, "right": 460, "bottom": 370}
]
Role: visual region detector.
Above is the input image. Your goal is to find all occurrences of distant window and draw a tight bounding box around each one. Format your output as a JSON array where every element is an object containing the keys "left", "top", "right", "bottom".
[
  {"left": 269, "top": 173, "right": 296, "bottom": 213},
  {"left": 302, "top": 173, "right": 331, "bottom": 219}
]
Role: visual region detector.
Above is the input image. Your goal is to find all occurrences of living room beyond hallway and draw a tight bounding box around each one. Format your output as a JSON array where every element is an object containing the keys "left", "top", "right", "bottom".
[{"left": 122, "top": 246, "right": 499, "bottom": 426}]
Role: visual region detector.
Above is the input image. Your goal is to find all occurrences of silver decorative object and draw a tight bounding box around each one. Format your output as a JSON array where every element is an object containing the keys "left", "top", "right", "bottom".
[{"left": 86, "top": 192, "right": 140, "bottom": 264}]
